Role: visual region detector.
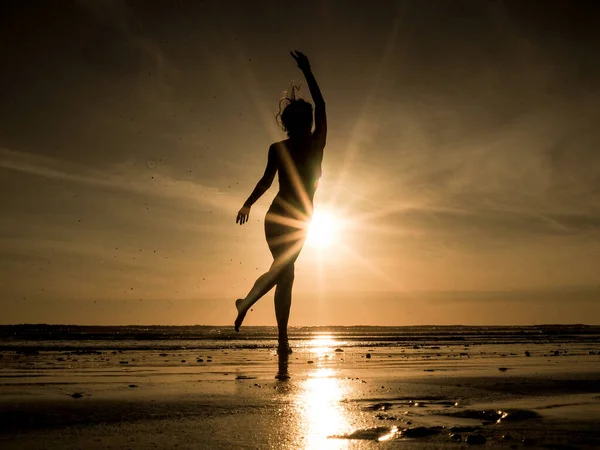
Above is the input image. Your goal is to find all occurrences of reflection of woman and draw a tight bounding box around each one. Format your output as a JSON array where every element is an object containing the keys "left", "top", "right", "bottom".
[{"left": 234, "top": 51, "right": 327, "bottom": 353}]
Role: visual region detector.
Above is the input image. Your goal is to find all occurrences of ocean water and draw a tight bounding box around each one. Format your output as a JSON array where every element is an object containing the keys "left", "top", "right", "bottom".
[{"left": 1, "top": 324, "right": 599, "bottom": 352}]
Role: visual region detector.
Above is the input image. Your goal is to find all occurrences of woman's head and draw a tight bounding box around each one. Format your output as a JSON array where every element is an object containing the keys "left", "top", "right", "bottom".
[{"left": 276, "top": 85, "right": 313, "bottom": 138}]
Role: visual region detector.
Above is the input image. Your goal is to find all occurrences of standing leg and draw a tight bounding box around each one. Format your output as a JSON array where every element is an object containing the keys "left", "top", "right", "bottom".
[{"left": 274, "top": 263, "right": 294, "bottom": 350}]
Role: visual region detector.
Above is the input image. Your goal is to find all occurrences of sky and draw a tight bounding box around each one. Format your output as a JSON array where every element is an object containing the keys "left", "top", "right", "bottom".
[{"left": 1, "top": 0, "right": 599, "bottom": 326}]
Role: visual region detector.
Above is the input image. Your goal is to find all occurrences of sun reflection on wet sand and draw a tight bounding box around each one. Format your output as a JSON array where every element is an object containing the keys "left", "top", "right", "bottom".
[
  {"left": 295, "top": 336, "right": 353, "bottom": 449},
  {"left": 298, "top": 369, "right": 351, "bottom": 449},
  {"left": 308, "top": 333, "right": 337, "bottom": 355}
]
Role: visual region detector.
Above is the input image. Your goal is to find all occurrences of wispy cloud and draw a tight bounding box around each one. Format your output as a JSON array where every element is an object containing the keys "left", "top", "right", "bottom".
[{"left": 0, "top": 147, "right": 235, "bottom": 210}]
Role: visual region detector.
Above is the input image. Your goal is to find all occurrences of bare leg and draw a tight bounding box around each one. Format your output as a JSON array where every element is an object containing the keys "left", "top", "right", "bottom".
[
  {"left": 235, "top": 263, "right": 284, "bottom": 332},
  {"left": 275, "top": 264, "right": 294, "bottom": 351},
  {"left": 235, "top": 214, "right": 304, "bottom": 332}
]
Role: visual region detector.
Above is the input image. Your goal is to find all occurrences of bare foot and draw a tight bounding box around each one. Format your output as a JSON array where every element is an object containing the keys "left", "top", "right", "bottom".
[
  {"left": 234, "top": 298, "right": 246, "bottom": 332},
  {"left": 277, "top": 342, "right": 293, "bottom": 355}
]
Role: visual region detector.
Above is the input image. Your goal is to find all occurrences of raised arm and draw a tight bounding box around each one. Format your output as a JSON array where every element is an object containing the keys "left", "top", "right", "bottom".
[
  {"left": 291, "top": 51, "right": 327, "bottom": 148},
  {"left": 236, "top": 145, "right": 278, "bottom": 225}
]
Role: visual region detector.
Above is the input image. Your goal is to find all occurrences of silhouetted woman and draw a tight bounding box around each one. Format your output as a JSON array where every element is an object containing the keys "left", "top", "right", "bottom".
[{"left": 234, "top": 51, "right": 327, "bottom": 353}]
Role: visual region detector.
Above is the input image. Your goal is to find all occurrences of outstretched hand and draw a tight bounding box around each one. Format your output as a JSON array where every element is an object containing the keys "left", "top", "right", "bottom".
[
  {"left": 290, "top": 50, "right": 310, "bottom": 72},
  {"left": 236, "top": 206, "right": 250, "bottom": 225}
]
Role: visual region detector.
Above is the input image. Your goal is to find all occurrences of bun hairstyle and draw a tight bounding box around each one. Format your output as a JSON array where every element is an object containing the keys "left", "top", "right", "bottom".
[{"left": 276, "top": 84, "right": 313, "bottom": 137}]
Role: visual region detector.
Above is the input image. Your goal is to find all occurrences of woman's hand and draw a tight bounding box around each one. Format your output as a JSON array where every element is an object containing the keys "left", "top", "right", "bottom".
[
  {"left": 290, "top": 50, "right": 310, "bottom": 72},
  {"left": 236, "top": 206, "right": 251, "bottom": 225}
]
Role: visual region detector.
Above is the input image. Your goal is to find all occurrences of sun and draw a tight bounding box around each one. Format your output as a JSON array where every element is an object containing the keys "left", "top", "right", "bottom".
[{"left": 306, "top": 209, "right": 341, "bottom": 248}]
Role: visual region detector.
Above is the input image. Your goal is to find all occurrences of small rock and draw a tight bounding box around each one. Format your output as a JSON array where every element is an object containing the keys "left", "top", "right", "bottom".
[
  {"left": 307, "top": 360, "right": 314, "bottom": 364},
  {"left": 366, "top": 353, "right": 371, "bottom": 359},
  {"left": 181, "top": 360, "right": 186, "bottom": 363},
  {"left": 128, "top": 384, "right": 138, "bottom": 388},
  {"left": 525, "top": 351, "right": 531, "bottom": 357},
  {"left": 466, "top": 434, "right": 486, "bottom": 445},
  {"left": 119, "top": 361, "right": 129, "bottom": 364},
  {"left": 197, "top": 358, "right": 204, "bottom": 362},
  {"left": 71, "top": 393, "right": 83, "bottom": 399},
  {"left": 334, "top": 348, "right": 343, "bottom": 352},
  {"left": 159, "top": 353, "right": 168, "bottom": 357},
  {"left": 498, "top": 367, "right": 509, "bottom": 371}
]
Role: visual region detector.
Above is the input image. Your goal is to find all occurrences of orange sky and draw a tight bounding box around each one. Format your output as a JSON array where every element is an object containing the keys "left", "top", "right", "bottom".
[{"left": 1, "top": 1, "right": 599, "bottom": 325}]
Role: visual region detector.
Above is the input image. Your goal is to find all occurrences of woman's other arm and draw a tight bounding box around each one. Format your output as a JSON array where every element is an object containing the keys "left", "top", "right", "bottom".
[{"left": 236, "top": 145, "right": 278, "bottom": 225}]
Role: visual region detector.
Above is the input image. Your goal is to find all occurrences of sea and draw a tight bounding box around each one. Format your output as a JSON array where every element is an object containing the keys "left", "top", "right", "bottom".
[{"left": 1, "top": 324, "right": 599, "bottom": 352}]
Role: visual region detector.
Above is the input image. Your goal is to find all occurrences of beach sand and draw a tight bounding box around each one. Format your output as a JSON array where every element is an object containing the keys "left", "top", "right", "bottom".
[{"left": 1, "top": 337, "right": 600, "bottom": 449}]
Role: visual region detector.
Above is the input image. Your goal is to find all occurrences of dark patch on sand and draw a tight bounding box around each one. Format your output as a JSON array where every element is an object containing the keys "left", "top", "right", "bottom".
[
  {"left": 401, "top": 426, "right": 442, "bottom": 438},
  {"left": 466, "top": 434, "right": 487, "bottom": 445}
]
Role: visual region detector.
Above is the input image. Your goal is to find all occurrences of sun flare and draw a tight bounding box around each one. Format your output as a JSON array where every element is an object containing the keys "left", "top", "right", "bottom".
[{"left": 306, "top": 210, "right": 341, "bottom": 248}]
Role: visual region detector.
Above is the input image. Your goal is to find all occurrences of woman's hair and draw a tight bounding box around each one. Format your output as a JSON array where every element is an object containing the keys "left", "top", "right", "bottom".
[{"left": 275, "top": 84, "right": 313, "bottom": 137}]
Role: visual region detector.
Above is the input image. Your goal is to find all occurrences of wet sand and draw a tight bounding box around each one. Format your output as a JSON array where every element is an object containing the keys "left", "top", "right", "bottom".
[{"left": 1, "top": 341, "right": 600, "bottom": 449}]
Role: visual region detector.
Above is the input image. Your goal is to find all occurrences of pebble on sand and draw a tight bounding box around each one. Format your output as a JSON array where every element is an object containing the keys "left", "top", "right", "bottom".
[
  {"left": 366, "top": 353, "right": 371, "bottom": 359},
  {"left": 71, "top": 392, "right": 83, "bottom": 399},
  {"left": 334, "top": 348, "right": 344, "bottom": 352},
  {"left": 128, "top": 384, "right": 138, "bottom": 388},
  {"left": 498, "top": 367, "right": 509, "bottom": 371}
]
